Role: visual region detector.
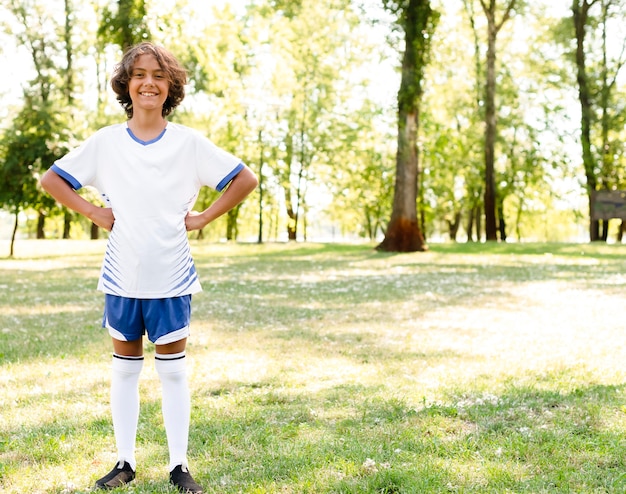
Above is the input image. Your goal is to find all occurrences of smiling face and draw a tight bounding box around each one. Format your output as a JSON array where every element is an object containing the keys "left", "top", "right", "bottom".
[{"left": 128, "top": 53, "right": 170, "bottom": 116}]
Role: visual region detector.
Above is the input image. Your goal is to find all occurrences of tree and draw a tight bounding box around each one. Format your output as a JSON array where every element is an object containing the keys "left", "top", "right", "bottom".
[
  {"left": 474, "top": 0, "right": 518, "bottom": 241},
  {"left": 98, "top": 0, "right": 150, "bottom": 51},
  {"left": 253, "top": 0, "right": 368, "bottom": 241},
  {"left": 0, "top": 0, "right": 74, "bottom": 249},
  {"left": 0, "top": 99, "right": 68, "bottom": 255},
  {"left": 377, "top": 0, "right": 438, "bottom": 252},
  {"left": 571, "top": 0, "right": 626, "bottom": 241},
  {"left": 572, "top": 0, "right": 600, "bottom": 240}
]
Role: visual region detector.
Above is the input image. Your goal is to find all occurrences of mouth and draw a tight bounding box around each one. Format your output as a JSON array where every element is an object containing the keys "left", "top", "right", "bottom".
[{"left": 140, "top": 91, "right": 158, "bottom": 97}]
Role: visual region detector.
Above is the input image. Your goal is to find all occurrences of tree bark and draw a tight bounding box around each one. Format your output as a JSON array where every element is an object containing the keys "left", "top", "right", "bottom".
[
  {"left": 377, "top": 0, "right": 436, "bottom": 252},
  {"left": 479, "top": 0, "right": 517, "bottom": 241},
  {"left": 483, "top": 16, "right": 498, "bottom": 241},
  {"left": 573, "top": 0, "right": 600, "bottom": 241},
  {"left": 36, "top": 212, "right": 45, "bottom": 239},
  {"left": 10, "top": 207, "right": 19, "bottom": 258}
]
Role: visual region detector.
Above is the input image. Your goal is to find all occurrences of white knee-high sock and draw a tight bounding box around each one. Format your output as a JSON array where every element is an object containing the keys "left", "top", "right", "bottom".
[
  {"left": 111, "top": 354, "right": 143, "bottom": 471},
  {"left": 155, "top": 351, "right": 190, "bottom": 471}
]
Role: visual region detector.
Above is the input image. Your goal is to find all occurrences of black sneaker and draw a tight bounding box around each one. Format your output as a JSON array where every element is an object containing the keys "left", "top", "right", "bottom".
[
  {"left": 169, "top": 464, "right": 204, "bottom": 493},
  {"left": 94, "top": 460, "right": 135, "bottom": 489}
]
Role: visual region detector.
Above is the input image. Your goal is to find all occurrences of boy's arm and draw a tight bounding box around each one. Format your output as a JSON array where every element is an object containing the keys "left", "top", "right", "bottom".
[
  {"left": 40, "top": 169, "right": 115, "bottom": 231},
  {"left": 185, "top": 165, "right": 258, "bottom": 232}
]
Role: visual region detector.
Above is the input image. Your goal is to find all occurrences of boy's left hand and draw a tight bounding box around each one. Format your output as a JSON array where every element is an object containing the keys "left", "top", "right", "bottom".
[{"left": 184, "top": 211, "right": 207, "bottom": 232}]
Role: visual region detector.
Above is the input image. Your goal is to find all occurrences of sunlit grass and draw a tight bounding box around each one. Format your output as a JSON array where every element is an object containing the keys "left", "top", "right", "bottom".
[{"left": 1, "top": 240, "right": 626, "bottom": 493}]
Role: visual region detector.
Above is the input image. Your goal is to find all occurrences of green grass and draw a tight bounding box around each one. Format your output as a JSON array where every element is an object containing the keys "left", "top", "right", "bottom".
[{"left": 2, "top": 240, "right": 626, "bottom": 493}]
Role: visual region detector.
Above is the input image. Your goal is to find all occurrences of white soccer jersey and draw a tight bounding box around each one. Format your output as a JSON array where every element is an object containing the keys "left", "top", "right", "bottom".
[{"left": 52, "top": 122, "right": 244, "bottom": 298}]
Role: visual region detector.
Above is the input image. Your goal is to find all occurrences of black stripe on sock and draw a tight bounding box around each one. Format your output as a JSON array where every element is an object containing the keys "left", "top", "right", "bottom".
[
  {"left": 113, "top": 354, "right": 144, "bottom": 361},
  {"left": 155, "top": 354, "right": 186, "bottom": 361}
]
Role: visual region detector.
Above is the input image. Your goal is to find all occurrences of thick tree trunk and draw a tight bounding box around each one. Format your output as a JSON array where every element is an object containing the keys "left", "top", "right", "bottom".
[
  {"left": 378, "top": 111, "right": 426, "bottom": 252},
  {"left": 377, "top": 0, "right": 435, "bottom": 253}
]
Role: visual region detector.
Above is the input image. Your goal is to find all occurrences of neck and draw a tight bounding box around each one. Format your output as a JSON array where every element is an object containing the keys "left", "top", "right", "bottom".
[
  {"left": 127, "top": 114, "right": 168, "bottom": 142},
  {"left": 129, "top": 112, "right": 167, "bottom": 131}
]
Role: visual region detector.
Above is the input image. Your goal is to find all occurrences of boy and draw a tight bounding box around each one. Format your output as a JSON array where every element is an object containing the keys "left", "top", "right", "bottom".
[{"left": 40, "top": 42, "right": 258, "bottom": 493}]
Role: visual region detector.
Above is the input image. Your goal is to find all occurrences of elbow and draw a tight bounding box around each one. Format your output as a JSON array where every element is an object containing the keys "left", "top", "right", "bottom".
[
  {"left": 249, "top": 171, "right": 260, "bottom": 191},
  {"left": 245, "top": 166, "right": 259, "bottom": 190},
  {"left": 39, "top": 169, "right": 54, "bottom": 192}
]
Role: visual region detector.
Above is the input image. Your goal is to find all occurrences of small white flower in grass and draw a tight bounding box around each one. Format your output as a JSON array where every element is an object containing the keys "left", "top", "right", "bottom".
[
  {"left": 495, "top": 447, "right": 503, "bottom": 457},
  {"left": 362, "top": 458, "right": 378, "bottom": 473}
]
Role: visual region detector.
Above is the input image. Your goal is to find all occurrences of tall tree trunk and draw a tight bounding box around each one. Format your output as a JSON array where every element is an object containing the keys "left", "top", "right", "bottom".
[
  {"left": 483, "top": 16, "right": 498, "bottom": 241},
  {"left": 573, "top": 0, "right": 600, "bottom": 241},
  {"left": 479, "top": 0, "right": 517, "bottom": 241},
  {"left": 63, "top": 210, "right": 72, "bottom": 239},
  {"left": 466, "top": 208, "right": 475, "bottom": 242},
  {"left": 10, "top": 207, "right": 19, "bottom": 258},
  {"left": 497, "top": 200, "right": 506, "bottom": 241},
  {"left": 36, "top": 211, "right": 46, "bottom": 239},
  {"left": 377, "top": 0, "right": 437, "bottom": 252},
  {"left": 257, "top": 130, "right": 264, "bottom": 244},
  {"left": 226, "top": 206, "right": 240, "bottom": 241}
]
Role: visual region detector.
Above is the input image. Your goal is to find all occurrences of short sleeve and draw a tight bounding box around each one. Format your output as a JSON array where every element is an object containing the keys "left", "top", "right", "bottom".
[
  {"left": 193, "top": 132, "right": 243, "bottom": 191},
  {"left": 52, "top": 130, "right": 103, "bottom": 190}
]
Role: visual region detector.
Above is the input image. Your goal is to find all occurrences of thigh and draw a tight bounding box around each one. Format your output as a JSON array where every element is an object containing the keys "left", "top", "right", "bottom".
[
  {"left": 113, "top": 338, "right": 143, "bottom": 357},
  {"left": 155, "top": 338, "right": 187, "bottom": 355}
]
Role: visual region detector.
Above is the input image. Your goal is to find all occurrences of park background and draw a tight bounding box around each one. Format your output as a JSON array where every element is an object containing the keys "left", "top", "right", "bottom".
[
  {"left": 2, "top": 1, "right": 626, "bottom": 493},
  {"left": 0, "top": 0, "right": 624, "bottom": 250}
]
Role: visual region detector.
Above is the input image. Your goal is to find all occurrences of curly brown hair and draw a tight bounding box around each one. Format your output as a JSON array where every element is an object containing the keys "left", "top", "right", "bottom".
[{"left": 110, "top": 42, "right": 187, "bottom": 119}]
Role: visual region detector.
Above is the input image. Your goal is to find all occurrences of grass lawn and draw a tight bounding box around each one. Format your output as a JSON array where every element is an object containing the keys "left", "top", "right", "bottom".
[{"left": 1, "top": 240, "right": 626, "bottom": 493}]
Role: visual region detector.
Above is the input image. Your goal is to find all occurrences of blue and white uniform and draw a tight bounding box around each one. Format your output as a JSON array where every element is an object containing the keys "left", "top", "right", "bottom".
[{"left": 52, "top": 122, "right": 243, "bottom": 299}]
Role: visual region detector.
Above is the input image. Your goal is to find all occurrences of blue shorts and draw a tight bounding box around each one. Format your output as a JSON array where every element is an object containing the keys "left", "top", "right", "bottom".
[{"left": 102, "top": 294, "right": 192, "bottom": 345}]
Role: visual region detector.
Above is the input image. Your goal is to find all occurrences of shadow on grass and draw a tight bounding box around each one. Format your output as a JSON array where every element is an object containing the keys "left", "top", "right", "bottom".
[
  {"left": 2, "top": 241, "right": 625, "bottom": 365},
  {"left": 2, "top": 363, "right": 626, "bottom": 493},
  {"left": 183, "top": 378, "right": 626, "bottom": 493}
]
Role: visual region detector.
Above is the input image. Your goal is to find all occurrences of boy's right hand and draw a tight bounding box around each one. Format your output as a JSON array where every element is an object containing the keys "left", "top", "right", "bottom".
[{"left": 90, "top": 206, "right": 115, "bottom": 232}]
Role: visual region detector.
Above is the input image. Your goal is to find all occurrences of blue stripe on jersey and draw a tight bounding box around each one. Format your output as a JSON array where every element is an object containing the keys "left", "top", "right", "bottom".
[
  {"left": 51, "top": 164, "right": 82, "bottom": 189},
  {"left": 102, "top": 234, "right": 123, "bottom": 289},
  {"left": 172, "top": 262, "right": 198, "bottom": 292},
  {"left": 125, "top": 126, "right": 167, "bottom": 146},
  {"left": 216, "top": 163, "right": 244, "bottom": 192}
]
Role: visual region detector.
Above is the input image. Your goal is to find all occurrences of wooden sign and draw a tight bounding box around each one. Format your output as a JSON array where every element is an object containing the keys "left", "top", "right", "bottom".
[{"left": 592, "top": 190, "right": 626, "bottom": 220}]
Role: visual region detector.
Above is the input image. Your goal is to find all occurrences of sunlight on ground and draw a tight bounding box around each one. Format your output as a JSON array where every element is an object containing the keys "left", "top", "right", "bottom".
[{"left": 2, "top": 241, "right": 626, "bottom": 493}]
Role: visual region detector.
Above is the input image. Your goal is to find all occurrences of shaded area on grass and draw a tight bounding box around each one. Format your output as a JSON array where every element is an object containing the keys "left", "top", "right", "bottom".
[{"left": 1, "top": 241, "right": 626, "bottom": 493}]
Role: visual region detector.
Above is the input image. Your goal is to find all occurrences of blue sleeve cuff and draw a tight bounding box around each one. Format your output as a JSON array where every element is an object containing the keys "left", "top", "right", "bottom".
[
  {"left": 216, "top": 163, "right": 245, "bottom": 192},
  {"left": 51, "top": 163, "right": 82, "bottom": 190}
]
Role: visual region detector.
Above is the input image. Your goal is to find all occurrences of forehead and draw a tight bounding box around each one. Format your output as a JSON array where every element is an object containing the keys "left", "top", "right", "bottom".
[{"left": 132, "top": 53, "right": 163, "bottom": 71}]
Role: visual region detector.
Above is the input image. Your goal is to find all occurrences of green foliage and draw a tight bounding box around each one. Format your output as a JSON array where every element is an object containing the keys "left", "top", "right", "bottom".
[
  {"left": 98, "top": 0, "right": 151, "bottom": 51},
  {"left": 1, "top": 0, "right": 625, "bottom": 243},
  {"left": 0, "top": 96, "right": 69, "bottom": 216}
]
